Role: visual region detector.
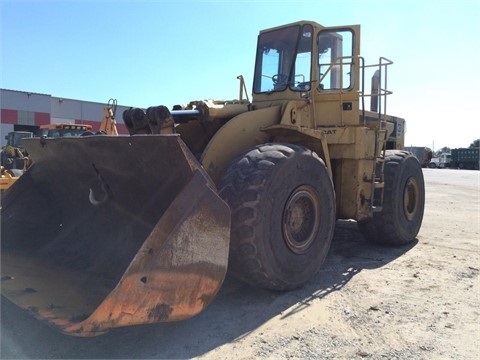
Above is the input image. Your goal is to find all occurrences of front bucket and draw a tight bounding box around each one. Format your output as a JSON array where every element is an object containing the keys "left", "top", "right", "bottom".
[{"left": 1, "top": 135, "right": 230, "bottom": 336}]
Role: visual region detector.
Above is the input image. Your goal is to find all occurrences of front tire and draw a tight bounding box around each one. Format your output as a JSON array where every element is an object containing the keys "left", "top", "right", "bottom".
[
  {"left": 219, "top": 143, "right": 336, "bottom": 290},
  {"left": 359, "top": 150, "right": 425, "bottom": 245}
]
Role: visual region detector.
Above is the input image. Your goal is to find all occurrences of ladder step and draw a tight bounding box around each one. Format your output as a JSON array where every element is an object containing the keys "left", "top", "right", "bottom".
[{"left": 374, "top": 182, "right": 384, "bottom": 189}]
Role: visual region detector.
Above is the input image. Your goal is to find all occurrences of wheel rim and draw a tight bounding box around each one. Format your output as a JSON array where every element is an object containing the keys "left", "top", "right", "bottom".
[
  {"left": 282, "top": 185, "right": 320, "bottom": 254},
  {"left": 403, "top": 176, "right": 420, "bottom": 221}
]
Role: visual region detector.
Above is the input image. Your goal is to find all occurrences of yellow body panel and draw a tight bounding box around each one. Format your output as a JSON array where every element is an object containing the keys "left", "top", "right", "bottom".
[{"left": 201, "top": 105, "right": 281, "bottom": 183}]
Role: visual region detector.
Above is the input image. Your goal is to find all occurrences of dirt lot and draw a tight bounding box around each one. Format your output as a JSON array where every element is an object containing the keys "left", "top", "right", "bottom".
[{"left": 1, "top": 168, "right": 479, "bottom": 359}]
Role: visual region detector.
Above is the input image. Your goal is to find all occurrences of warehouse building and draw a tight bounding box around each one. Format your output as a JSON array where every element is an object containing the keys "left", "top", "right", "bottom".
[{"left": 0, "top": 88, "right": 134, "bottom": 146}]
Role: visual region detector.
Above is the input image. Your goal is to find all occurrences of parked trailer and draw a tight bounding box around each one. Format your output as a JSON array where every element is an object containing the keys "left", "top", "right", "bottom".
[{"left": 450, "top": 148, "right": 479, "bottom": 170}]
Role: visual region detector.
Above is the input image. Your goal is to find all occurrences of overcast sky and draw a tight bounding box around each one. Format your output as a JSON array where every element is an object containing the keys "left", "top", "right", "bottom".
[{"left": 1, "top": 0, "right": 479, "bottom": 149}]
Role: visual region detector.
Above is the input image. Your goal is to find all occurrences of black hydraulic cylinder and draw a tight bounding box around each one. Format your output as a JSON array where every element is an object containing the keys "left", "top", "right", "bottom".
[{"left": 170, "top": 109, "right": 201, "bottom": 123}]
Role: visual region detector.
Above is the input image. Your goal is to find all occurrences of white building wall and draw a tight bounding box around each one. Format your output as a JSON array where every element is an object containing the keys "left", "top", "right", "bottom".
[
  {"left": 0, "top": 90, "right": 50, "bottom": 113},
  {"left": 1, "top": 124, "right": 14, "bottom": 145},
  {"left": 51, "top": 98, "right": 82, "bottom": 121}
]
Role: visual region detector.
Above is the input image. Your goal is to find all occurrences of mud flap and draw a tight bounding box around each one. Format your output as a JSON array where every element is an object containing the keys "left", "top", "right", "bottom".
[{"left": 1, "top": 135, "right": 230, "bottom": 336}]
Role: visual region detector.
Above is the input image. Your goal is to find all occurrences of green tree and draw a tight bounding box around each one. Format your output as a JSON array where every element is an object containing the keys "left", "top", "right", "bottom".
[
  {"left": 438, "top": 146, "right": 450, "bottom": 155},
  {"left": 469, "top": 139, "right": 479, "bottom": 148}
]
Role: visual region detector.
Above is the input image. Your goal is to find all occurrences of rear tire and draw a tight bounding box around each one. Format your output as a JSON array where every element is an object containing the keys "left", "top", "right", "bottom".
[
  {"left": 359, "top": 150, "right": 425, "bottom": 245},
  {"left": 219, "top": 143, "right": 335, "bottom": 290}
]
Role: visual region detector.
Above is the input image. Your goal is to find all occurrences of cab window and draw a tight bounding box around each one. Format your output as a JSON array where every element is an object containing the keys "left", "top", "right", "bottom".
[
  {"left": 317, "top": 29, "right": 354, "bottom": 90},
  {"left": 253, "top": 24, "right": 312, "bottom": 93}
]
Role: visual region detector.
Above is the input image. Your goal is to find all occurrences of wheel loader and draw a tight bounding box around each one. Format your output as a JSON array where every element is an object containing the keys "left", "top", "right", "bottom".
[
  {"left": 1, "top": 21, "right": 425, "bottom": 336},
  {"left": 1, "top": 131, "right": 33, "bottom": 171},
  {"left": 1, "top": 131, "right": 34, "bottom": 190}
]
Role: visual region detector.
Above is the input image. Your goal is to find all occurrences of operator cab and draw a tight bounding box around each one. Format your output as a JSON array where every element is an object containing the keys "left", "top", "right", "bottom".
[
  {"left": 253, "top": 22, "right": 355, "bottom": 95},
  {"left": 5, "top": 131, "right": 33, "bottom": 148}
]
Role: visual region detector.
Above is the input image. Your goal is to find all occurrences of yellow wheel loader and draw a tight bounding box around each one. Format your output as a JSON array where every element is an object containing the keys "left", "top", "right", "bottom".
[
  {"left": 1, "top": 21, "right": 425, "bottom": 336},
  {"left": 0, "top": 131, "right": 34, "bottom": 190}
]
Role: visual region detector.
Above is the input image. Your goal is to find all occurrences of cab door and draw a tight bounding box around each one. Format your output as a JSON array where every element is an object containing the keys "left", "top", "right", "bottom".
[{"left": 313, "top": 25, "right": 360, "bottom": 127}]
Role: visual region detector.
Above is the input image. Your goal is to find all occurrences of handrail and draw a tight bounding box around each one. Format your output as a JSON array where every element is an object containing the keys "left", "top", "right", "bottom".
[
  {"left": 316, "top": 55, "right": 393, "bottom": 126},
  {"left": 359, "top": 56, "right": 393, "bottom": 124},
  {"left": 360, "top": 56, "right": 366, "bottom": 125}
]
